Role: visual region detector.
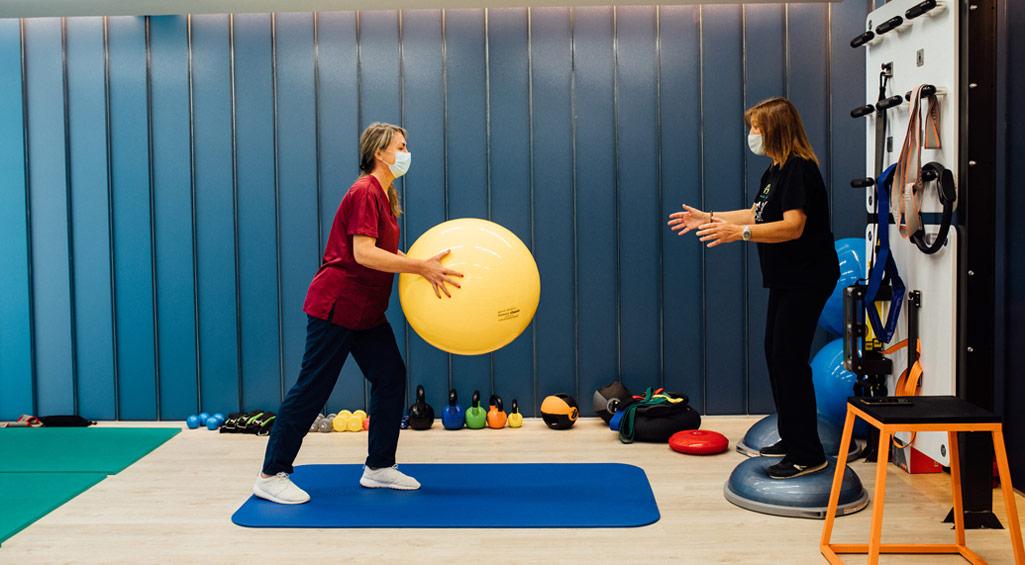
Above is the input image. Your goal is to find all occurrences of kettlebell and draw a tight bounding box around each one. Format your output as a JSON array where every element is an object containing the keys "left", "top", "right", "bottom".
[
  {"left": 487, "top": 395, "right": 508, "bottom": 429},
  {"left": 332, "top": 412, "right": 350, "bottom": 432},
  {"left": 362, "top": 417, "right": 370, "bottom": 431},
  {"left": 465, "top": 390, "right": 487, "bottom": 429},
  {"left": 508, "top": 399, "right": 523, "bottom": 428},
  {"left": 442, "top": 389, "right": 464, "bottom": 430},
  {"left": 407, "top": 385, "right": 435, "bottom": 430},
  {"left": 347, "top": 416, "right": 363, "bottom": 432},
  {"left": 317, "top": 418, "right": 334, "bottom": 433},
  {"left": 309, "top": 413, "right": 325, "bottom": 432},
  {"left": 352, "top": 410, "right": 368, "bottom": 421}
]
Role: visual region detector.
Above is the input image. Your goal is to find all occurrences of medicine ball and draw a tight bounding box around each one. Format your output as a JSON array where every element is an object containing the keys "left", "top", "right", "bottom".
[
  {"left": 592, "top": 380, "right": 632, "bottom": 423},
  {"left": 541, "top": 394, "right": 579, "bottom": 430}
]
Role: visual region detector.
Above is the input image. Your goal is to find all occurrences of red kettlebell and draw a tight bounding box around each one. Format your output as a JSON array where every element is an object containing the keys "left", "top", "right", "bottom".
[{"left": 487, "top": 395, "right": 508, "bottom": 429}]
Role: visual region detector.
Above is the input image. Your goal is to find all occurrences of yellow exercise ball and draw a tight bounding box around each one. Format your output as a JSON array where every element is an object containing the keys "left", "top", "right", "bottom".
[{"left": 399, "top": 218, "right": 541, "bottom": 356}]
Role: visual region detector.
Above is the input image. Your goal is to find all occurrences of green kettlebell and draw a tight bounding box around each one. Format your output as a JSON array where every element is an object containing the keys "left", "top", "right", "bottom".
[{"left": 465, "top": 390, "right": 487, "bottom": 429}]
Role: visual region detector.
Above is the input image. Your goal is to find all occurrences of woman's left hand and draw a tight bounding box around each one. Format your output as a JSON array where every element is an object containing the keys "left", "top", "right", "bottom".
[{"left": 696, "top": 218, "right": 743, "bottom": 248}]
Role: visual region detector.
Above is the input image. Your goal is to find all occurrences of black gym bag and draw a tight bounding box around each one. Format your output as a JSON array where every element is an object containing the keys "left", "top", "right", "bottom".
[{"left": 618, "top": 388, "right": 701, "bottom": 443}]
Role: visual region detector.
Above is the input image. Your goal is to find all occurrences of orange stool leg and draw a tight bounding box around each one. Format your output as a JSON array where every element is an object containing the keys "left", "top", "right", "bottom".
[
  {"left": 992, "top": 427, "right": 1025, "bottom": 562},
  {"left": 867, "top": 429, "right": 891, "bottom": 565},
  {"left": 821, "top": 408, "right": 857, "bottom": 557},
  {"left": 947, "top": 431, "right": 967, "bottom": 547}
]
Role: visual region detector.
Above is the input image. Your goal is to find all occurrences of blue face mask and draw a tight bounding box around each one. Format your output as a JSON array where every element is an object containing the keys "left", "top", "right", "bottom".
[{"left": 386, "top": 150, "right": 412, "bottom": 178}]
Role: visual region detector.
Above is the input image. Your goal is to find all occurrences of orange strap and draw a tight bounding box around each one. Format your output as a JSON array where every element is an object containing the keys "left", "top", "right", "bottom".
[
  {"left": 894, "top": 84, "right": 942, "bottom": 239},
  {"left": 882, "top": 339, "right": 924, "bottom": 449}
]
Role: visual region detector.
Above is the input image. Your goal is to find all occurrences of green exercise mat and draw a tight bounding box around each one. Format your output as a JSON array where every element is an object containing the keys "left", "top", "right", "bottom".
[
  {"left": 0, "top": 428, "right": 179, "bottom": 473},
  {"left": 0, "top": 473, "right": 106, "bottom": 543}
]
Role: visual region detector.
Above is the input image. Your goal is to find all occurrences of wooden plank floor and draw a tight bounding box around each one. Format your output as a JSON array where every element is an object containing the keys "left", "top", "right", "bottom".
[{"left": 2, "top": 416, "right": 1022, "bottom": 564}]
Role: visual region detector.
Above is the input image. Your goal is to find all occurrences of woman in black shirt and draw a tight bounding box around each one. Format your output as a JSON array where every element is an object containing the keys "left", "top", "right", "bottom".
[{"left": 668, "top": 97, "right": 840, "bottom": 479}]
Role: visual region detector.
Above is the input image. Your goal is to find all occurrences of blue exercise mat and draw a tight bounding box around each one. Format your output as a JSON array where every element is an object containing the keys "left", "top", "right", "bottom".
[{"left": 232, "top": 463, "right": 659, "bottom": 528}]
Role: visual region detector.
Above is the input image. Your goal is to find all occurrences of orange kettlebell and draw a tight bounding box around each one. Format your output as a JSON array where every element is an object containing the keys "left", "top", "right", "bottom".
[{"left": 487, "top": 395, "right": 508, "bottom": 429}]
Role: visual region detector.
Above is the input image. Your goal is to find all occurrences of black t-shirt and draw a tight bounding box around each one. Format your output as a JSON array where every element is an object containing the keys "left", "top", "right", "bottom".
[{"left": 753, "top": 156, "right": 840, "bottom": 289}]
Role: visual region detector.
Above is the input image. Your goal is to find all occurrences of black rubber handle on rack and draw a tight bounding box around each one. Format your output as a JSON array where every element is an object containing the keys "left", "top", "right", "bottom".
[
  {"left": 904, "top": 84, "right": 937, "bottom": 101},
  {"left": 876, "top": 95, "right": 905, "bottom": 111},
  {"left": 876, "top": 16, "right": 903, "bottom": 35},
  {"left": 851, "top": 177, "right": 876, "bottom": 189},
  {"left": 906, "top": 0, "right": 938, "bottom": 20},
  {"left": 850, "top": 30, "right": 875, "bottom": 49},
  {"left": 851, "top": 104, "right": 876, "bottom": 119}
]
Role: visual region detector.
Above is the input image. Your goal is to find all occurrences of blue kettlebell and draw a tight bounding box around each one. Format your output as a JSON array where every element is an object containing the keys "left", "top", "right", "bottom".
[{"left": 442, "top": 389, "right": 464, "bottom": 430}]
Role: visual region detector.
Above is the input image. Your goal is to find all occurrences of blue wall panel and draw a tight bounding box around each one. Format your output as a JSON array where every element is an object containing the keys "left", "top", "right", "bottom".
[
  {"left": 1, "top": 5, "right": 870, "bottom": 419},
  {"left": 150, "top": 15, "right": 198, "bottom": 419},
  {"left": 701, "top": 6, "right": 746, "bottom": 414},
  {"left": 191, "top": 15, "right": 240, "bottom": 413},
  {"left": 531, "top": 8, "right": 575, "bottom": 400},
  {"left": 275, "top": 13, "right": 320, "bottom": 395},
  {"left": 743, "top": 4, "right": 785, "bottom": 414},
  {"left": 401, "top": 9, "right": 451, "bottom": 411},
  {"left": 487, "top": 7, "right": 533, "bottom": 412},
  {"left": 829, "top": 0, "right": 869, "bottom": 239},
  {"left": 25, "top": 18, "right": 75, "bottom": 415},
  {"left": 659, "top": 5, "right": 704, "bottom": 407},
  {"left": 108, "top": 16, "right": 156, "bottom": 419},
  {"left": 317, "top": 11, "right": 367, "bottom": 412},
  {"left": 234, "top": 14, "right": 283, "bottom": 410},
  {"left": 67, "top": 17, "right": 116, "bottom": 419},
  {"left": 358, "top": 11, "right": 403, "bottom": 409},
  {"left": 0, "top": 19, "right": 34, "bottom": 420},
  {"left": 616, "top": 6, "right": 661, "bottom": 389},
  {"left": 445, "top": 9, "right": 492, "bottom": 399}
]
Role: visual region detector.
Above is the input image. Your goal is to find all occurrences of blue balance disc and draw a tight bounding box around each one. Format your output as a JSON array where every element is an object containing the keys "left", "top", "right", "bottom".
[
  {"left": 724, "top": 456, "right": 868, "bottom": 519},
  {"left": 736, "top": 413, "right": 862, "bottom": 459}
]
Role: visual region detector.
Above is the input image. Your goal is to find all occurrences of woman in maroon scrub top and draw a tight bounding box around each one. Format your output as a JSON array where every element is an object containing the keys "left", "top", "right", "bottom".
[{"left": 253, "top": 123, "right": 462, "bottom": 504}]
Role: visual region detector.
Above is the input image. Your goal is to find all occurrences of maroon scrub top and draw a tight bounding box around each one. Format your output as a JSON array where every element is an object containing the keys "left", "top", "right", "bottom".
[{"left": 302, "top": 174, "right": 400, "bottom": 330}]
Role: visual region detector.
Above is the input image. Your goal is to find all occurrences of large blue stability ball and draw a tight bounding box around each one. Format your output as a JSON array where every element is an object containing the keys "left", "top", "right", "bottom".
[
  {"left": 724, "top": 456, "right": 868, "bottom": 519},
  {"left": 818, "top": 237, "right": 866, "bottom": 336},
  {"left": 811, "top": 338, "right": 870, "bottom": 439},
  {"left": 737, "top": 413, "right": 860, "bottom": 458}
]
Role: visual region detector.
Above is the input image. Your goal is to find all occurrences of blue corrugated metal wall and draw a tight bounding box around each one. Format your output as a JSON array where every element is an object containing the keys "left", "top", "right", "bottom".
[{"left": 0, "top": 4, "right": 870, "bottom": 421}]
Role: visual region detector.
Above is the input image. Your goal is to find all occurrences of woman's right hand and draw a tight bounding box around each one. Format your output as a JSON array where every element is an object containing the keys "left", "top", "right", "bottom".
[
  {"left": 667, "top": 204, "right": 709, "bottom": 236},
  {"left": 420, "top": 250, "right": 464, "bottom": 298}
]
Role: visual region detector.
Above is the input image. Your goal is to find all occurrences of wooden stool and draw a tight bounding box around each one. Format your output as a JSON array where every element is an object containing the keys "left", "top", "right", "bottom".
[{"left": 820, "top": 396, "right": 1025, "bottom": 564}]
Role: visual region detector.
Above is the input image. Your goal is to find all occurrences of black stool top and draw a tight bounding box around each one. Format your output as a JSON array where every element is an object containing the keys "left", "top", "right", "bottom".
[{"left": 847, "top": 396, "right": 1000, "bottom": 425}]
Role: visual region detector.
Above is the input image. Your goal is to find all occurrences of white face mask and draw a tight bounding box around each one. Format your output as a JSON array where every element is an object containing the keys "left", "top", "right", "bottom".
[
  {"left": 747, "top": 132, "right": 766, "bottom": 156},
  {"left": 384, "top": 150, "right": 412, "bottom": 178}
]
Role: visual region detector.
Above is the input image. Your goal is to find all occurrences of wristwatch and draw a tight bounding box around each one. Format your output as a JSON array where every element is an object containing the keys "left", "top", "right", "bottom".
[{"left": 741, "top": 225, "right": 752, "bottom": 242}]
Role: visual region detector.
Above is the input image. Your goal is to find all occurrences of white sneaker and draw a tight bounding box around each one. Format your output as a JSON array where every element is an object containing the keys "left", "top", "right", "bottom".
[
  {"left": 359, "top": 465, "right": 421, "bottom": 491},
  {"left": 253, "top": 472, "right": 311, "bottom": 504}
]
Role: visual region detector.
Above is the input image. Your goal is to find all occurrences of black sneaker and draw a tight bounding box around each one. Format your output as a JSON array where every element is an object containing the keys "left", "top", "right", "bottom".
[
  {"left": 759, "top": 440, "right": 787, "bottom": 458},
  {"left": 767, "top": 458, "right": 828, "bottom": 480}
]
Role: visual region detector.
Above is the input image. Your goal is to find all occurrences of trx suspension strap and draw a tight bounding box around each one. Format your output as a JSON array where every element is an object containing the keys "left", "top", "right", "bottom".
[
  {"left": 894, "top": 84, "right": 942, "bottom": 240},
  {"left": 864, "top": 164, "right": 906, "bottom": 344}
]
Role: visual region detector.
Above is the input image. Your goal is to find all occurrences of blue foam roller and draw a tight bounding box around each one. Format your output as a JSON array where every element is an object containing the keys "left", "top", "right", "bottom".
[
  {"left": 232, "top": 463, "right": 660, "bottom": 528},
  {"left": 724, "top": 456, "right": 868, "bottom": 519}
]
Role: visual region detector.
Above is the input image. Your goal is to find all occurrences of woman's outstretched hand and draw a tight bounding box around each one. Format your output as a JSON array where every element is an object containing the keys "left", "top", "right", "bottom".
[
  {"left": 667, "top": 204, "right": 708, "bottom": 236},
  {"left": 420, "top": 249, "right": 464, "bottom": 298},
  {"left": 696, "top": 217, "right": 743, "bottom": 248}
]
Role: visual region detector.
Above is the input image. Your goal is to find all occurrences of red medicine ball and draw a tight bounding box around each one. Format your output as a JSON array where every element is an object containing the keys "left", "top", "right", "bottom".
[{"left": 669, "top": 429, "right": 729, "bottom": 455}]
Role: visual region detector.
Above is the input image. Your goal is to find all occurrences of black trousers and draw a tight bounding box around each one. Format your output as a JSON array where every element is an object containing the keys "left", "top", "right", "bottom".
[
  {"left": 262, "top": 315, "right": 406, "bottom": 475},
  {"left": 765, "top": 285, "right": 833, "bottom": 465}
]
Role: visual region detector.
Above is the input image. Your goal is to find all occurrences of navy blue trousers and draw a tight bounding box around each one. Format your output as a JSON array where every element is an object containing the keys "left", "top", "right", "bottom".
[{"left": 262, "top": 316, "right": 406, "bottom": 475}]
